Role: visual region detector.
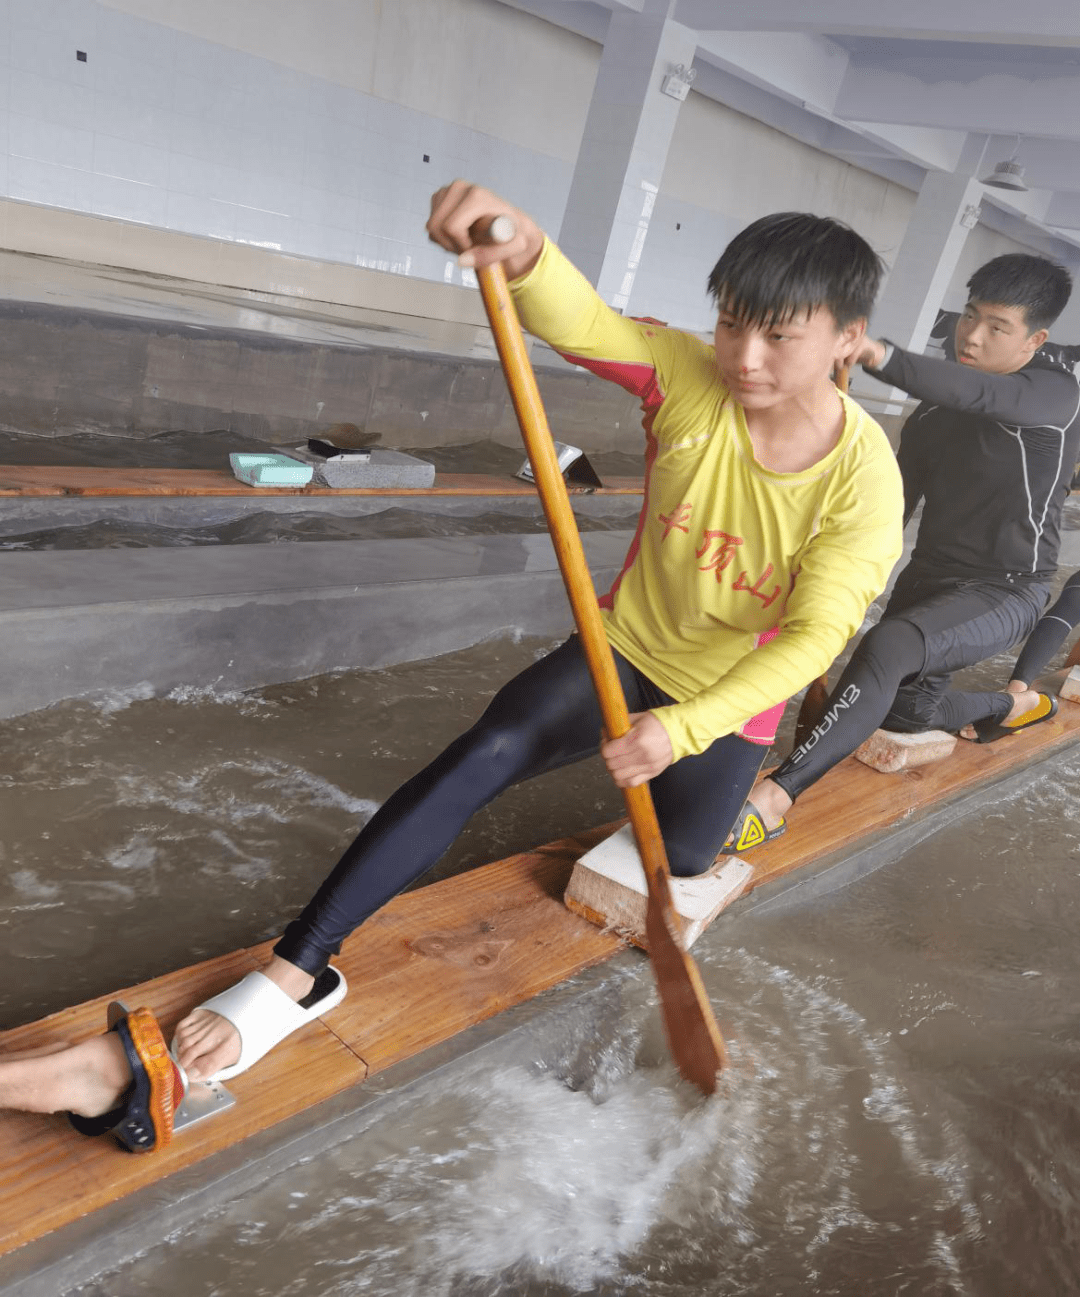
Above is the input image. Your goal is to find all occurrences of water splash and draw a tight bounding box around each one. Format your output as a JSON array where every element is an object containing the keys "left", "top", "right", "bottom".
[
  {"left": 82, "top": 950, "right": 983, "bottom": 1297},
  {"left": 84, "top": 682, "right": 157, "bottom": 715},
  {"left": 112, "top": 760, "right": 378, "bottom": 826}
]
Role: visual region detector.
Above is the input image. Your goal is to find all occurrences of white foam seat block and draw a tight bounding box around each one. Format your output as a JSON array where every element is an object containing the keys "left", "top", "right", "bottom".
[
  {"left": 854, "top": 728, "right": 957, "bottom": 773},
  {"left": 564, "top": 823, "right": 752, "bottom": 949},
  {"left": 1060, "top": 666, "right": 1080, "bottom": 703}
]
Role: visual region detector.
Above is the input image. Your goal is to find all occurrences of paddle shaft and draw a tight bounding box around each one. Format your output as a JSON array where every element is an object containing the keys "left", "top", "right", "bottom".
[{"left": 475, "top": 258, "right": 727, "bottom": 1093}]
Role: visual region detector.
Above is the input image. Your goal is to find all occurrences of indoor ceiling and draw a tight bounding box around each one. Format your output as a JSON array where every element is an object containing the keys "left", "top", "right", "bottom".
[{"left": 499, "top": 0, "right": 1080, "bottom": 262}]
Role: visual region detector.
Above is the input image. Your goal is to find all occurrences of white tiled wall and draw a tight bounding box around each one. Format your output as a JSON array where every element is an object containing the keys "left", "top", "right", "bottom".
[
  {"left": 0, "top": 0, "right": 573, "bottom": 288},
  {"left": 628, "top": 193, "right": 744, "bottom": 334},
  {"left": 5, "top": 0, "right": 1066, "bottom": 341}
]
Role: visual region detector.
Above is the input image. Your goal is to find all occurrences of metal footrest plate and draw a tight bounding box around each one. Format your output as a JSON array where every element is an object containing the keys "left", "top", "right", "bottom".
[{"left": 174, "top": 1078, "right": 236, "bottom": 1132}]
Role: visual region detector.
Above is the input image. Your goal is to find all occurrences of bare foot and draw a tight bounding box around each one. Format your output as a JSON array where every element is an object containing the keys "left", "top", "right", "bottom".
[
  {"left": 960, "top": 681, "right": 1035, "bottom": 741},
  {"left": 0, "top": 1033, "right": 131, "bottom": 1117},
  {"left": 173, "top": 957, "right": 315, "bottom": 1083},
  {"left": 63, "top": 1034, "right": 134, "bottom": 1117}
]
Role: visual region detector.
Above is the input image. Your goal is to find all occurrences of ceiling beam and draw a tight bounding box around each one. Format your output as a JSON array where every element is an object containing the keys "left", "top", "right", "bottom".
[
  {"left": 834, "top": 65, "right": 1080, "bottom": 140},
  {"left": 492, "top": 0, "right": 614, "bottom": 43},
  {"left": 690, "top": 60, "right": 925, "bottom": 192},
  {"left": 979, "top": 194, "right": 1080, "bottom": 260},
  {"left": 1045, "top": 194, "right": 1080, "bottom": 232},
  {"left": 672, "top": 0, "right": 1080, "bottom": 44},
  {"left": 694, "top": 29, "right": 847, "bottom": 114},
  {"left": 844, "top": 122, "right": 967, "bottom": 172}
]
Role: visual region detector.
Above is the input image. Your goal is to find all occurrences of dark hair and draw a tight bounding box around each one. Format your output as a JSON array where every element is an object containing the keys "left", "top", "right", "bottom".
[
  {"left": 706, "top": 212, "right": 884, "bottom": 330},
  {"left": 966, "top": 254, "right": 1072, "bottom": 332}
]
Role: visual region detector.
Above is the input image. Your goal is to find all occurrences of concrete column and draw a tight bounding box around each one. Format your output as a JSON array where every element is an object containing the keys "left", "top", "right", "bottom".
[
  {"left": 873, "top": 171, "right": 985, "bottom": 353},
  {"left": 863, "top": 169, "right": 985, "bottom": 410},
  {"left": 557, "top": 0, "right": 698, "bottom": 311}
]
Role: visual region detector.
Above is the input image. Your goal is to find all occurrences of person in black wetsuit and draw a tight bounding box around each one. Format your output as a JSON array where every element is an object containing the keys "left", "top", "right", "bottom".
[
  {"left": 936, "top": 318, "right": 1080, "bottom": 708},
  {"left": 729, "top": 252, "right": 1080, "bottom": 851}
]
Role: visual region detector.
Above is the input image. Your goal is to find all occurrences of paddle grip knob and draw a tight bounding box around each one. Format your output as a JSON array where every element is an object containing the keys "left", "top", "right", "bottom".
[
  {"left": 470, "top": 215, "right": 516, "bottom": 247},
  {"left": 487, "top": 215, "right": 516, "bottom": 245}
]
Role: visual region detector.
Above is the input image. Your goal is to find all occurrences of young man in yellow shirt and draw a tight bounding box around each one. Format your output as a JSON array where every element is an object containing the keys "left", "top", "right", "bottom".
[{"left": 0, "top": 183, "right": 903, "bottom": 1142}]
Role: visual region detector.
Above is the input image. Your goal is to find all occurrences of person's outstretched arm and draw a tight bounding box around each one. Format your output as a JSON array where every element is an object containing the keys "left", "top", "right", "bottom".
[{"left": 854, "top": 337, "right": 1080, "bottom": 429}]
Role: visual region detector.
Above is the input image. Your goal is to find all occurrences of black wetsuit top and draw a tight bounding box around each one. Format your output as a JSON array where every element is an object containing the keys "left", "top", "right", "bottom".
[
  {"left": 770, "top": 343, "right": 1080, "bottom": 803},
  {"left": 869, "top": 344, "right": 1080, "bottom": 584}
]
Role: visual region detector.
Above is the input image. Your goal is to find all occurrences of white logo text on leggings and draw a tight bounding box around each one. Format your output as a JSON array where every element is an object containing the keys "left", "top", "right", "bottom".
[{"left": 788, "top": 683, "right": 861, "bottom": 764}]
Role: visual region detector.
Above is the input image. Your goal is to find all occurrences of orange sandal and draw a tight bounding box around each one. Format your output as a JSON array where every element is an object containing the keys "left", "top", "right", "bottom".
[{"left": 68, "top": 1003, "right": 186, "bottom": 1153}]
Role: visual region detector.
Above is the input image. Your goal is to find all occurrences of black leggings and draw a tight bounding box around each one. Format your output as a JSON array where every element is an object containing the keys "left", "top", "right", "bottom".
[
  {"left": 770, "top": 568, "right": 1048, "bottom": 804},
  {"left": 275, "top": 636, "right": 769, "bottom": 976},
  {"left": 1012, "top": 569, "right": 1080, "bottom": 685}
]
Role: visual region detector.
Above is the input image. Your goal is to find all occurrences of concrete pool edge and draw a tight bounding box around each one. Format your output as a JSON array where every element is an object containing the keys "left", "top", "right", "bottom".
[
  {"left": 0, "top": 529, "right": 633, "bottom": 719},
  {"left": 0, "top": 489, "right": 641, "bottom": 535}
]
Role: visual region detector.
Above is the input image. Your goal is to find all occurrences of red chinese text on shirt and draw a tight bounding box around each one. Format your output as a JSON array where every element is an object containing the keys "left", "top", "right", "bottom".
[
  {"left": 658, "top": 502, "right": 693, "bottom": 539},
  {"left": 696, "top": 529, "right": 744, "bottom": 575},
  {"left": 733, "top": 563, "right": 782, "bottom": 608},
  {"left": 663, "top": 514, "right": 783, "bottom": 609}
]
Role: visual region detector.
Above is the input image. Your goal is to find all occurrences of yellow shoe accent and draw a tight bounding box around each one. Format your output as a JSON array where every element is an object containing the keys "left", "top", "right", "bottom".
[
  {"left": 726, "top": 808, "right": 786, "bottom": 854},
  {"left": 1005, "top": 693, "right": 1055, "bottom": 729},
  {"left": 736, "top": 816, "right": 766, "bottom": 850}
]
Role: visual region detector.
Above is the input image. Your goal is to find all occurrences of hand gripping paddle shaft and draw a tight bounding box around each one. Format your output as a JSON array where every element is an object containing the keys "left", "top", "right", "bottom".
[{"left": 474, "top": 226, "right": 727, "bottom": 1094}]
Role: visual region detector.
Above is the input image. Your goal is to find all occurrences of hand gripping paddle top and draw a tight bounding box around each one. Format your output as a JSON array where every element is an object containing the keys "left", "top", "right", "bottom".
[{"left": 474, "top": 220, "right": 727, "bottom": 1095}]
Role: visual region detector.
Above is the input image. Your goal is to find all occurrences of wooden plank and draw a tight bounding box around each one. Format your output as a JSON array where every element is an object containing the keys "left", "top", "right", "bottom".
[
  {"left": 0, "top": 948, "right": 366, "bottom": 1258},
  {"left": 0, "top": 825, "right": 621, "bottom": 1260},
  {"left": 331, "top": 825, "right": 623, "bottom": 1074},
  {"left": 744, "top": 697, "right": 1080, "bottom": 891},
  {"left": 2, "top": 703, "right": 1078, "bottom": 1259},
  {"left": 0, "top": 466, "right": 645, "bottom": 498}
]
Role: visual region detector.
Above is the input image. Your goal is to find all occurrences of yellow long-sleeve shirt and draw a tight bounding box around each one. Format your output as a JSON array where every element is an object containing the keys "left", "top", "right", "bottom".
[{"left": 510, "top": 238, "right": 904, "bottom": 762}]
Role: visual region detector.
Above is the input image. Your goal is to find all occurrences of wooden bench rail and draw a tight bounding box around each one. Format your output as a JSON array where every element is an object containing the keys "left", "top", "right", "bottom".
[{"left": 0, "top": 467, "right": 645, "bottom": 498}]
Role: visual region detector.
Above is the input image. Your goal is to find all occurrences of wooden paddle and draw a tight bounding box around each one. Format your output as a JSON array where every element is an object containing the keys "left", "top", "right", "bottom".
[
  {"left": 474, "top": 235, "right": 727, "bottom": 1095},
  {"left": 792, "top": 363, "right": 851, "bottom": 744}
]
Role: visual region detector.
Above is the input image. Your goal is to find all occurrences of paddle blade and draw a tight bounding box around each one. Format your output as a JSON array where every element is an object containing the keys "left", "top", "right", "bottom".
[
  {"left": 644, "top": 899, "right": 727, "bottom": 1092},
  {"left": 1065, "top": 637, "right": 1080, "bottom": 670}
]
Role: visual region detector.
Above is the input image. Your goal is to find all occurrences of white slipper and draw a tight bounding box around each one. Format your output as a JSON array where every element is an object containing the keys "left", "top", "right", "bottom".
[{"left": 181, "top": 965, "right": 348, "bottom": 1082}]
